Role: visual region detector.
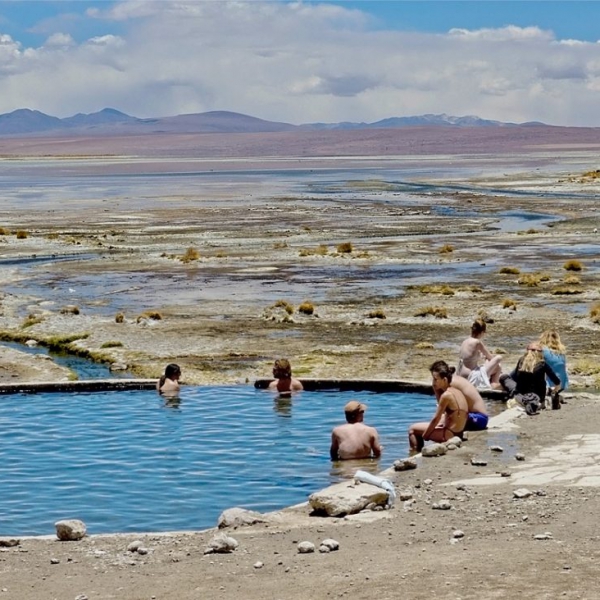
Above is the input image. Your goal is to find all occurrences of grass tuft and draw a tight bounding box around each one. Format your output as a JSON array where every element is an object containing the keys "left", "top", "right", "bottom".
[
  {"left": 502, "top": 298, "right": 517, "bottom": 310},
  {"left": 180, "top": 247, "right": 200, "bottom": 263},
  {"left": 336, "top": 242, "right": 353, "bottom": 254},
  {"left": 438, "top": 244, "right": 454, "bottom": 254},
  {"left": 272, "top": 299, "right": 294, "bottom": 315},
  {"left": 298, "top": 301, "right": 315, "bottom": 315},
  {"left": 101, "top": 341, "right": 124, "bottom": 348},
  {"left": 367, "top": 309, "right": 386, "bottom": 319},
  {"left": 552, "top": 287, "right": 583, "bottom": 296},
  {"left": 590, "top": 303, "right": 600, "bottom": 324},
  {"left": 499, "top": 266, "right": 520, "bottom": 275},
  {"left": 15, "top": 230, "right": 28, "bottom": 239},
  {"left": 60, "top": 305, "right": 80, "bottom": 315},
  {"left": 115, "top": 312, "right": 125, "bottom": 323},
  {"left": 564, "top": 259, "right": 583, "bottom": 272},
  {"left": 415, "top": 306, "right": 448, "bottom": 319},
  {"left": 22, "top": 314, "right": 44, "bottom": 328},
  {"left": 137, "top": 311, "right": 163, "bottom": 322}
]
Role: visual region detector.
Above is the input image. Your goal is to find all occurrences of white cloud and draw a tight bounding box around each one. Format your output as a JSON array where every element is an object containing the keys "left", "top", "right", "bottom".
[{"left": 0, "top": 2, "right": 599, "bottom": 126}]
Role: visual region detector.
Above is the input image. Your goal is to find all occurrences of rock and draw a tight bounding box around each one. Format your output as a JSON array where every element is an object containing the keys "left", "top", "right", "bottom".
[
  {"left": 422, "top": 443, "right": 447, "bottom": 457},
  {"left": 137, "top": 547, "right": 149, "bottom": 556},
  {"left": 514, "top": 488, "right": 533, "bottom": 499},
  {"left": 320, "top": 538, "right": 339, "bottom": 551},
  {"left": 127, "top": 540, "right": 143, "bottom": 553},
  {"left": 297, "top": 541, "right": 315, "bottom": 554},
  {"left": 55, "top": 519, "right": 87, "bottom": 541},
  {"left": 534, "top": 533, "right": 553, "bottom": 540},
  {"left": 109, "top": 362, "right": 128, "bottom": 372},
  {"left": 75, "top": 596, "right": 88, "bottom": 600},
  {"left": 490, "top": 445, "right": 504, "bottom": 453},
  {"left": 319, "top": 545, "right": 331, "bottom": 553},
  {"left": 50, "top": 558, "right": 60, "bottom": 564},
  {"left": 423, "top": 478, "right": 433, "bottom": 485},
  {"left": 456, "top": 483, "right": 467, "bottom": 491},
  {"left": 500, "top": 471, "right": 511, "bottom": 478},
  {"left": 253, "top": 561, "right": 264, "bottom": 569},
  {"left": 446, "top": 436, "right": 462, "bottom": 447},
  {"left": 446, "top": 443, "right": 458, "bottom": 451},
  {"left": 203, "top": 533, "right": 239, "bottom": 554},
  {"left": 217, "top": 507, "right": 267, "bottom": 529},
  {"left": 432, "top": 500, "right": 452, "bottom": 511},
  {"left": 394, "top": 458, "right": 417, "bottom": 471},
  {"left": 452, "top": 530, "right": 465, "bottom": 538},
  {"left": 470, "top": 458, "right": 488, "bottom": 466},
  {"left": 309, "top": 481, "right": 389, "bottom": 517},
  {"left": 515, "top": 453, "right": 526, "bottom": 461},
  {"left": 25, "top": 339, "right": 38, "bottom": 347},
  {"left": 0, "top": 538, "right": 20, "bottom": 548},
  {"left": 398, "top": 490, "right": 413, "bottom": 501}
]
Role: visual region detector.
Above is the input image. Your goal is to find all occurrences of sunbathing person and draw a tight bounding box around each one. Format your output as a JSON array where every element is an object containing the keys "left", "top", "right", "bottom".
[
  {"left": 157, "top": 363, "right": 181, "bottom": 395},
  {"left": 409, "top": 360, "right": 469, "bottom": 451},
  {"left": 430, "top": 360, "right": 489, "bottom": 431},
  {"left": 330, "top": 401, "right": 382, "bottom": 460},
  {"left": 458, "top": 319, "right": 502, "bottom": 390},
  {"left": 267, "top": 358, "right": 304, "bottom": 395}
]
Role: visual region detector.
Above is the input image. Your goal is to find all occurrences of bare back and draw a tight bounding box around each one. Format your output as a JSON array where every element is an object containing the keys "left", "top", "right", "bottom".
[
  {"left": 459, "top": 336, "right": 483, "bottom": 370},
  {"left": 450, "top": 375, "right": 487, "bottom": 415},
  {"left": 330, "top": 423, "right": 381, "bottom": 460},
  {"left": 441, "top": 388, "right": 469, "bottom": 434}
]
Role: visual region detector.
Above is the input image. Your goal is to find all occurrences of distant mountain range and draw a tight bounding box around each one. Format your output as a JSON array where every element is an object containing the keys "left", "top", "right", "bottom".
[{"left": 0, "top": 108, "right": 549, "bottom": 137}]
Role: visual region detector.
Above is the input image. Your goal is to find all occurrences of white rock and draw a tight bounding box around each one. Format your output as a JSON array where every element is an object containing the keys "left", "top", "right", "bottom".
[
  {"left": 514, "top": 488, "right": 532, "bottom": 499},
  {"left": 452, "top": 530, "right": 465, "bottom": 538},
  {"left": 490, "top": 446, "right": 504, "bottom": 453},
  {"left": 319, "top": 545, "right": 331, "bottom": 553},
  {"left": 253, "top": 561, "right": 264, "bottom": 569},
  {"left": 432, "top": 500, "right": 452, "bottom": 511},
  {"left": 470, "top": 458, "right": 488, "bottom": 466},
  {"left": 394, "top": 458, "right": 417, "bottom": 471},
  {"left": 217, "top": 507, "right": 266, "bottom": 529},
  {"left": 297, "top": 541, "right": 315, "bottom": 554},
  {"left": 127, "top": 540, "right": 143, "bottom": 553},
  {"left": 446, "top": 436, "right": 462, "bottom": 447},
  {"left": 109, "top": 362, "right": 128, "bottom": 372},
  {"left": 25, "top": 339, "right": 38, "bottom": 347},
  {"left": 54, "top": 519, "right": 87, "bottom": 541},
  {"left": 309, "top": 481, "right": 389, "bottom": 517},
  {"left": 422, "top": 443, "right": 447, "bottom": 457},
  {"left": 137, "top": 547, "right": 149, "bottom": 555},
  {"left": 320, "top": 538, "right": 339, "bottom": 551},
  {"left": 204, "top": 533, "right": 239, "bottom": 554},
  {"left": 515, "top": 453, "right": 526, "bottom": 461}
]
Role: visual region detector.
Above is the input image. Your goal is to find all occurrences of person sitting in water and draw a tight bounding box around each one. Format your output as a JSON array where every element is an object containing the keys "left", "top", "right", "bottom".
[
  {"left": 330, "top": 401, "right": 382, "bottom": 460},
  {"left": 430, "top": 360, "right": 489, "bottom": 431},
  {"left": 539, "top": 329, "right": 569, "bottom": 392},
  {"left": 458, "top": 319, "right": 503, "bottom": 390},
  {"left": 157, "top": 363, "right": 181, "bottom": 395},
  {"left": 267, "top": 358, "right": 303, "bottom": 395},
  {"left": 500, "top": 342, "right": 562, "bottom": 412},
  {"left": 408, "top": 360, "right": 469, "bottom": 452}
]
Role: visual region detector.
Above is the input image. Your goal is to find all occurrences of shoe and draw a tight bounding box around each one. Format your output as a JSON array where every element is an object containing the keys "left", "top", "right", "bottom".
[{"left": 551, "top": 391, "right": 561, "bottom": 410}]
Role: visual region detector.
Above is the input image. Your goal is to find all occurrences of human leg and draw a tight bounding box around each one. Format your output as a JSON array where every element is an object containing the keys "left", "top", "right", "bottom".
[
  {"left": 484, "top": 355, "right": 503, "bottom": 388},
  {"left": 408, "top": 422, "right": 429, "bottom": 451}
]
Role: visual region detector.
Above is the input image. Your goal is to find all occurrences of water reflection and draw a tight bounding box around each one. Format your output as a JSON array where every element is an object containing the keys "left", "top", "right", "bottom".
[
  {"left": 273, "top": 395, "right": 293, "bottom": 417},
  {"left": 330, "top": 457, "right": 381, "bottom": 481}
]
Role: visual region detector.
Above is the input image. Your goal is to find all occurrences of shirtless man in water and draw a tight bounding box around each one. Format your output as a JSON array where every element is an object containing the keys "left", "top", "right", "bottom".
[
  {"left": 330, "top": 401, "right": 382, "bottom": 460},
  {"left": 432, "top": 360, "right": 489, "bottom": 431},
  {"left": 409, "top": 361, "right": 469, "bottom": 451}
]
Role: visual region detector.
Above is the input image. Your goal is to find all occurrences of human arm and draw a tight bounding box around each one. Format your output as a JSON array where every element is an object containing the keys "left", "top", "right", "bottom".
[
  {"left": 544, "top": 362, "right": 562, "bottom": 391},
  {"left": 330, "top": 430, "right": 340, "bottom": 461},
  {"left": 371, "top": 428, "right": 382, "bottom": 458},
  {"left": 422, "top": 395, "right": 448, "bottom": 441},
  {"left": 478, "top": 340, "right": 494, "bottom": 361}
]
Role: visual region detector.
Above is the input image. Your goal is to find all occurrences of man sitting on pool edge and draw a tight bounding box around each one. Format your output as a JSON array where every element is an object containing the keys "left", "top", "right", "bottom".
[{"left": 330, "top": 401, "right": 382, "bottom": 460}]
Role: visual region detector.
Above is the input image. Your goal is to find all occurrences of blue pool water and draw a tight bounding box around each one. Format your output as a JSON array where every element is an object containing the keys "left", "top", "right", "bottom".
[{"left": 0, "top": 386, "right": 435, "bottom": 536}]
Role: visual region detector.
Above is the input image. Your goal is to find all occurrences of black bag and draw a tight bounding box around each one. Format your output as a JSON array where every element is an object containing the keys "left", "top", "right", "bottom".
[{"left": 516, "top": 392, "right": 541, "bottom": 415}]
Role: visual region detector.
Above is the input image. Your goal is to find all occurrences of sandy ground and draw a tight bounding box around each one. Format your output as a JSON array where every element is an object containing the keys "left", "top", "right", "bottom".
[{"left": 1, "top": 137, "right": 600, "bottom": 598}]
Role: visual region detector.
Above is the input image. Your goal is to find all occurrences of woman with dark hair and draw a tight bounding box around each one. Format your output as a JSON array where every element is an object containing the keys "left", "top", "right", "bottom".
[
  {"left": 458, "top": 319, "right": 503, "bottom": 389},
  {"left": 408, "top": 360, "right": 469, "bottom": 451},
  {"left": 157, "top": 363, "right": 181, "bottom": 395}
]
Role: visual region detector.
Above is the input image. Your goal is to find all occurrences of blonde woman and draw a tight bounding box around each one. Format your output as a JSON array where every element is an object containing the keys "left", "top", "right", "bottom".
[
  {"left": 500, "top": 343, "right": 561, "bottom": 412},
  {"left": 458, "top": 319, "right": 503, "bottom": 389},
  {"left": 539, "top": 330, "right": 569, "bottom": 391}
]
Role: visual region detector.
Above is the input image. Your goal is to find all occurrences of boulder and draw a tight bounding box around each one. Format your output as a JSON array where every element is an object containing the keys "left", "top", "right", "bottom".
[
  {"left": 309, "top": 481, "right": 389, "bottom": 517},
  {"left": 203, "top": 533, "right": 239, "bottom": 554},
  {"left": 394, "top": 458, "right": 417, "bottom": 471},
  {"left": 422, "top": 443, "right": 447, "bottom": 457},
  {"left": 297, "top": 541, "right": 315, "bottom": 554},
  {"left": 217, "top": 507, "right": 267, "bottom": 529},
  {"left": 55, "top": 519, "right": 87, "bottom": 541}
]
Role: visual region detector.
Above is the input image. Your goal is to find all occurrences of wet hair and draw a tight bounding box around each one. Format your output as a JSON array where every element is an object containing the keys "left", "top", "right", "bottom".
[
  {"left": 539, "top": 330, "right": 566, "bottom": 354},
  {"left": 429, "top": 360, "right": 456, "bottom": 383},
  {"left": 273, "top": 358, "right": 292, "bottom": 379},
  {"left": 471, "top": 319, "right": 487, "bottom": 337},
  {"left": 159, "top": 363, "right": 181, "bottom": 388}
]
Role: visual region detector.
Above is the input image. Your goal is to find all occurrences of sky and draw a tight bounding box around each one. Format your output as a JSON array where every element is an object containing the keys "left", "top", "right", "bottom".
[{"left": 0, "top": 1, "right": 599, "bottom": 126}]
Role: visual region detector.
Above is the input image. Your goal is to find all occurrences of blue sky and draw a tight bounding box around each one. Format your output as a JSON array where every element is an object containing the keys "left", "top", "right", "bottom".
[{"left": 0, "top": 1, "right": 599, "bottom": 125}]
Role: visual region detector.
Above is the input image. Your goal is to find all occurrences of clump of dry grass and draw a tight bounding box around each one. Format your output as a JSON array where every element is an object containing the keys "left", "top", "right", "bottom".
[
  {"left": 137, "top": 311, "right": 163, "bottom": 322},
  {"left": 298, "top": 301, "right": 315, "bottom": 315},
  {"left": 438, "top": 244, "right": 454, "bottom": 254},
  {"left": 367, "top": 309, "right": 386, "bottom": 319},
  {"left": 499, "top": 266, "right": 520, "bottom": 275},
  {"left": 563, "top": 275, "right": 581, "bottom": 285},
  {"left": 590, "top": 303, "right": 600, "bottom": 324},
  {"left": 273, "top": 241, "right": 288, "bottom": 250},
  {"left": 214, "top": 251, "right": 227, "bottom": 258},
  {"left": 415, "top": 341, "right": 434, "bottom": 349},
  {"left": 336, "top": 242, "right": 353, "bottom": 254},
  {"left": 414, "top": 284, "right": 456, "bottom": 296},
  {"left": 571, "top": 357, "right": 600, "bottom": 375},
  {"left": 272, "top": 300, "right": 294, "bottom": 315},
  {"left": 60, "top": 305, "right": 80, "bottom": 315},
  {"left": 518, "top": 273, "right": 542, "bottom": 287},
  {"left": 415, "top": 306, "right": 448, "bottom": 319},
  {"left": 502, "top": 298, "right": 517, "bottom": 310},
  {"left": 299, "top": 245, "right": 328, "bottom": 257},
  {"left": 0, "top": 227, "right": 10, "bottom": 235},
  {"left": 581, "top": 169, "right": 600, "bottom": 180},
  {"left": 45, "top": 232, "right": 59, "bottom": 240},
  {"left": 552, "top": 287, "right": 583, "bottom": 296},
  {"left": 115, "top": 312, "right": 125, "bottom": 323},
  {"left": 564, "top": 259, "right": 583, "bottom": 272},
  {"left": 180, "top": 247, "right": 200, "bottom": 263},
  {"left": 15, "top": 230, "right": 28, "bottom": 239}
]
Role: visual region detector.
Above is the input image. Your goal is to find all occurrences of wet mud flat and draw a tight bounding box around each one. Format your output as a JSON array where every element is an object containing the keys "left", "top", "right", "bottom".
[{"left": 0, "top": 149, "right": 599, "bottom": 387}]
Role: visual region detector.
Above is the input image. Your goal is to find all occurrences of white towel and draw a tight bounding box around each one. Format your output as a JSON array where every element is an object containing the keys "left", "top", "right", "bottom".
[{"left": 354, "top": 470, "right": 396, "bottom": 507}]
